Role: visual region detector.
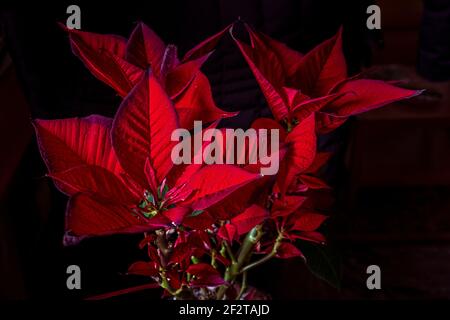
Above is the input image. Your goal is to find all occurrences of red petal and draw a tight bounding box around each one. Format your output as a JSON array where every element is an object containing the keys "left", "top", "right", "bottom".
[
  {"left": 232, "top": 29, "right": 287, "bottom": 121},
  {"left": 112, "top": 71, "right": 178, "bottom": 186},
  {"left": 63, "top": 26, "right": 145, "bottom": 97},
  {"left": 277, "top": 114, "right": 316, "bottom": 193},
  {"left": 251, "top": 118, "right": 287, "bottom": 141},
  {"left": 276, "top": 242, "right": 304, "bottom": 259},
  {"left": 291, "top": 93, "right": 341, "bottom": 123},
  {"left": 186, "top": 165, "right": 261, "bottom": 210},
  {"left": 271, "top": 195, "right": 307, "bottom": 218},
  {"left": 167, "top": 120, "right": 219, "bottom": 187},
  {"left": 65, "top": 194, "right": 148, "bottom": 238},
  {"left": 165, "top": 53, "right": 211, "bottom": 99},
  {"left": 291, "top": 27, "right": 347, "bottom": 96},
  {"left": 182, "top": 211, "right": 215, "bottom": 230},
  {"left": 128, "top": 261, "right": 159, "bottom": 277},
  {"left": 33, "top": 116, "right": 123, "bottom": 193},
  {"left": 245, "top": 25, "right": 304, "bottom": 79},
  {"left": 186, "top": 263, "right": 225, "bottom": 287},
  {"left": 315, "top": 113, "right": 347, "bottom": 134},
  {"left": 328, "top": 79, "right": 422, "bottom": 116},
  {"left": 173, "top": 72, "right": 237, "bottom": 129},
  {"left": 207, "top": 175, "right": 272, "bottom": 220},
  {"left": 163, "top": 207, "right": 190, "bottom": 225},
  {"left": 317, "top": 79, "right": 422, "bottom": 133},
  {"left": 126, "top": 22, "right": 166, "bottom": 76},
  {"left": 102, "top": 52, "right": 145, "bottom": 96},
  {"left": 291, "top": 212, "right": 328, "bottom": 232},
  {"left": 144, "top": 158, "right": 159, "bottom": 196},
  {"left": 62, "top": 25, "right": 126, "bottom": 57},
  {"left": 182, "top": 25, "right": 231, "bottom": 62},
  {"left": 298, "top": 175, "right": 330, "bottom": 190},
  {"left": 169, "top": 242, "right": 193, "bottom": 266},
  {"left": 217, "top": 223, "right": 238, "bottom": 243},
  {"left": 231, "top": 205, "right": 268, "bottom": 235},
  {"left": 50, "top": 165, "right": 138, "bottom": 203},
  {"left": 291, "top": 231, "right": 326, "bottom": 244}
]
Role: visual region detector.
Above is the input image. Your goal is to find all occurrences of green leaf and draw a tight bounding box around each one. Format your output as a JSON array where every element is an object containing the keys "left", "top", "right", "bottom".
[
  {"left": 146, "top": 193, "right": 155, "bottom": 205},
  {"left": 296, "top": 241, "right": 342, "bottom": 289},
  {"left": 161, "top": 185, "right": 169, "bottom": 199},
  {"left": 190, "top": 210, "right": 204, "bottom": 217}
]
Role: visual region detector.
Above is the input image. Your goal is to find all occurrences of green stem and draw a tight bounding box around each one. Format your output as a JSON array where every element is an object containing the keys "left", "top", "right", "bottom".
[
  {"left": 240, "top": 233, "right": 283, "bottom": 274},
  {"left": 223, "top": 241, "right": 237, "bottom": 264},
  {"left": 160, "top": 270, "right": 182, "bottom": 297},
  {"left": 236, "top": 225, "right": 264, "bottom": 269},
  {"left": 236, "top": 271, "right": 248, "bottom": 300},
  {"left": 216, "top": 226, "right": 264, "bottom": 300}
]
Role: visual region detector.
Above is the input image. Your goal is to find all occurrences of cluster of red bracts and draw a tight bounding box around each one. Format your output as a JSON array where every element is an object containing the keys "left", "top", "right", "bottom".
[{"left": 33, "top": 21, "right": 421, "bottom": 299}]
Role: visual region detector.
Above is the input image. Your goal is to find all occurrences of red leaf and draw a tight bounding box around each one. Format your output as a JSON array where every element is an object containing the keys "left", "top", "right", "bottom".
[
  {"left": 232, "top": 28, "right": 287, "bottom": 121},
  {"left": 251, "top": 117, "right": 287, "bottom": 141},
  {"left": 291, "top": 93, "right": 341, "bottom": 123},
  {"left": 185, "top": 165, "right": 261, "bottom": 210},
  {"left": 186, "top": 263, "right": 225, "bottom": 287},
  {"left": 65, "top": 194, "right": 149, "bottom": 239},
  {"left": 173, "top": 72, "right": 237, "bottom": 129},
  {"left": 231, "top": 205, "right": 269, "bottom": 235},
  {"left": 165, "top": 53, "right": 211, "bottom": 99},
  {"left": 167, "top": 121, "right": 219, "bottom": 188},
  {"left": 101, "top": 52, "right": 145, "bottom": 96},
  {"left": 276, "top": 242, "right": 304, "bottom": 259},
  {"left": 291, "top": 231, "right": 326, "bottom": 244},
  {"left": 50, "top": 165, "right": 137, "bottom": 204},
  {"left": 126, "top": 22, "right": 166, "bottom": 76},
  {"left": 291, "top": 212, "right": 328, "bottom": 232},
  {"left": 291, "top": 27, "right": 347, "bottom": 96},
  {"left": 163, "top": 207, "right": 190, "bottom": 225},
  {"left": 317, "top": 79, "right": 422, "bottom": 133},
  {"left": 328, "top": 79, "right": 422, "bottom": 116},
  {"left": 62, "top": 24, "right": 126, "bottom": 57},
  {"left": 217, "top": 223, "right": 238, "bottom": 243},
  {"left": 207, "top": 175, "right": 272, "bottom": 220},
  {"left": 63, "top": 26, "right": 144, "bottom": 97},
  {"left": 271, "top": 195, "right": 307, "bottom": 218},
  {"left": 277, "top": 114, "right": 316, "bottom": 193},
  {"left": 188, "top": 230, "right": 212, "bottom": 251},
  {"left": 315, "top": 113, "right": 347, "bottom": 134},
  {"left": 245, "top": 25, "right": 304, "bottom": 79},
  {"left": 169, "top": 242, "right": 193, "bottom": 265},
  {"left": 182, "top": 25, "right": 231, "bottom": 62},
  {"left": 112, "top": 71, "right": 178, "bottom": 186},
  {"left": 182, "top": 211, "right": 215, "bottom": 230},
  {"left": 298, "top": 175, "right": 330, "bottom": 190},
  {"left": 128, "top": 261, "right": 159, "bottom": 277},
  {"left": 85, "top": 283, "right": 160, "bottom": 300},
  {"left": 34, "top": 116, "right": 123, "bottom": 194}
]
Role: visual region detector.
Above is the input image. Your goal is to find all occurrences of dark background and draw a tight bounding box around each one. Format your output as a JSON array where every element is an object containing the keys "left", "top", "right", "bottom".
[{"left": 1, "top": 0, "right": 450, "bottom": 300}]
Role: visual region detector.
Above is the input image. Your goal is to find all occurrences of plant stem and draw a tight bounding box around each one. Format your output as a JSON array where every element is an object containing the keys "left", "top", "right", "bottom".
[
  {"left": 223, "top": 241, "right": 237, "bottom": 264},
  {"left": 155, "top": 229, "right": 172, "bottom": 266},
  {"left": 236, "top": 271, "right": 248, "bottom": 300},
  {"left": 160, "top": 270, "right": 182, "bottom": 297},
  {"left": 216, "top": 226, "right": 264, "bottom": 300},
  {"left": 236, "top": 225, "right": 264, "bottom": 269},
  {"left": 240, "top": 233, "right": 283, "bottom": 274}
]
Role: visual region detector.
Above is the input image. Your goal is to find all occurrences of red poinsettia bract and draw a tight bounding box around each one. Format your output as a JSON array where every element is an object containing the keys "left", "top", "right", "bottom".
[{"left": 33, "top": 22, "right": 421, "bottom": 300}]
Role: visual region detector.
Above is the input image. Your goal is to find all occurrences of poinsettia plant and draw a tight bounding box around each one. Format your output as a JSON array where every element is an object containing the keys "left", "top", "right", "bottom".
[{"left": 33, "top": 21, "right": 421, "bottom": 300}]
